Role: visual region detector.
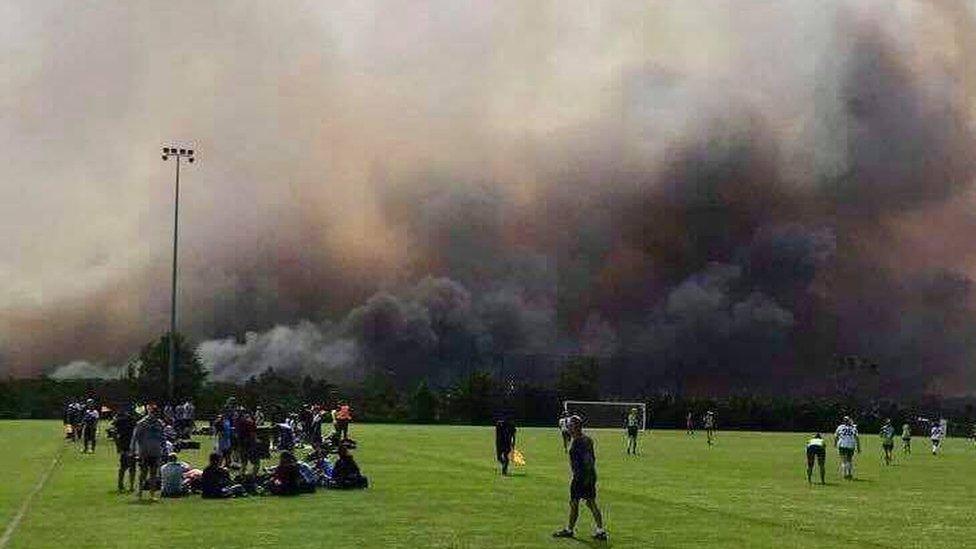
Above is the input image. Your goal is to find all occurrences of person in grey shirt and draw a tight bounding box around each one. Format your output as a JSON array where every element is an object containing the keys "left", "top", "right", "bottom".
[{"left": 131, "top": 404, "right": 165, "bottom": 501}]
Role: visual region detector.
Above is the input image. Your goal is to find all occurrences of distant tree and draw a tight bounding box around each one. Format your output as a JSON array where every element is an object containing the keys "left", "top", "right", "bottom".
[
  {"left": 409, "top": 381, "right": 439, "bottom": 423},
  {"left": 242, "top": 368, "right": 302, "bottom": 412},
  {"left": 134, "top": 333, "right": 208, "bottom": 404},
  {"left": 447, "top": 371, "right": 498, "bottom": 425},
  {"left": 557, "top": 356, "right": 600, "bottom": 401},
  {"left": 361, "top": 372, "right": 406, "bottom": 422}
]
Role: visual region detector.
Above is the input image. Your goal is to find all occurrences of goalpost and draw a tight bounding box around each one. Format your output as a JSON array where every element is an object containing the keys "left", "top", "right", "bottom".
[{"left": 563, "top": 400, "right": 648, "bottom": 430}]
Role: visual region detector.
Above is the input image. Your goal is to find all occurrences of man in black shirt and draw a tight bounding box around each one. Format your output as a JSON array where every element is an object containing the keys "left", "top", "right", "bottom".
[
  {"left": 494, "top": 418, "right": 516, "bottom": 476},
  {"left": 112, "top": 405, "right": 137, "bottom": 492},
  {"left": 553, "top": 415, "right": 607, "bottom": 541}
]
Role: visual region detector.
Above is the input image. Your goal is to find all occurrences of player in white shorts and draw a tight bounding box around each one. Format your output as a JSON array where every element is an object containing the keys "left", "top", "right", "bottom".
[
  {"left": 930, "top": 420, "right": 945, "bottom": 455},
  {"left": 834, "top": 416, "right": 860, "bottom": 480},
  {"left": 558, "top": 410, "right": 572, "bottom": 452}
]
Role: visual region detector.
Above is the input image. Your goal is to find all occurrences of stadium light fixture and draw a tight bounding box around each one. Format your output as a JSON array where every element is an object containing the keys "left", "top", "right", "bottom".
[{"left": 161, "top": 144, "right": 197, "bottom": 402}]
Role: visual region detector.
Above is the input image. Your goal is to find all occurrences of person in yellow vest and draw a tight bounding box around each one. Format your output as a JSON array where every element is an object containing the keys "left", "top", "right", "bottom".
[{"left": 335, "top": 402, "right": 353, "bottom": 440}]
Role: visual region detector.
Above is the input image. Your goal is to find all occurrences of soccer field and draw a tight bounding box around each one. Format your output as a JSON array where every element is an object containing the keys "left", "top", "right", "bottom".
[{"left": 1, "top": 421, "right": 974, "bottom": 548}]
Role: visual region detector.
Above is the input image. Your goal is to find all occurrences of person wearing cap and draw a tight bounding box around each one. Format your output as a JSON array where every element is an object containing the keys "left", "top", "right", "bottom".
[
  {"left": 806, "top": 433, "right": 826, "bottom": 484},
  {"left": 553, "top": 415, "right": 607, "bottom": 541}
]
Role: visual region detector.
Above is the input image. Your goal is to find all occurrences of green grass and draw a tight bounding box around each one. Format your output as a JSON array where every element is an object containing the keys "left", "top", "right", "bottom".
[{"left": 2, "top": 421, "right": 975, "bottom": 548}]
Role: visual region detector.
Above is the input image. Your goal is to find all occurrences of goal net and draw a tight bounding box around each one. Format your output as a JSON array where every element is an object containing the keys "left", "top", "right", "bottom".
[{"left": 563, "top": 400, "right": 647, "bottom": 430}]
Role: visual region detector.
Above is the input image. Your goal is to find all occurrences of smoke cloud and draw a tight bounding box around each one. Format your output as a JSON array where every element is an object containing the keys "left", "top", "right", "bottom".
[{"left": 6, "top": 1, "right": 976, "bottom": 396}]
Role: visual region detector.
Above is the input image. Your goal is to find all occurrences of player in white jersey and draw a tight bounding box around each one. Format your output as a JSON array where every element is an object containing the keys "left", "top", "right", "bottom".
[
  {"left": 834, "top": 416, "right": 860, "bottom": 480},
  {"left": 930, "top": 420, "right": 945, "bottom": 455},
  {"left": 703, "top": 411, "right": 716, "bottom": 446},
  {"left": 558, "top": 411, "right": 572, "bottom": 452}
]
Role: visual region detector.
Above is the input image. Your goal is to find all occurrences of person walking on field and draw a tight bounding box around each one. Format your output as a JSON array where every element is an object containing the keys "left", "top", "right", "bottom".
[
  {"left": 553, "top": 415, "right": 607, "bottom": 541},
  {"left": 495, "top": 417, "right": 517, "bottom": 476},
  {"left": 879, "top": 419, "right": 895, "bottom": 465},
  {"left": 901, "top": 422, "right": 912, "bottom": 454},
  {"left": 704, "top": 410, "right": 716, "bottom": 446},
  {"left": 834, "top": 416, "right": 860, "bottom": 480}
]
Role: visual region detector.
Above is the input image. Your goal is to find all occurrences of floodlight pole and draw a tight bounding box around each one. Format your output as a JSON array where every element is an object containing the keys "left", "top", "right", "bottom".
[{"left": 161, "top": 146, "right": 195, "bottom": 403}]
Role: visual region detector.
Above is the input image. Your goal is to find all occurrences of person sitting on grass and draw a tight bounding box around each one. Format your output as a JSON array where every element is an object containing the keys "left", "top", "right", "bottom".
[
  {"left": 160, "top": 453, "right": 191, "bottom": 498},
  {"left": 269, "top": 451, "right": 313, "bottom": 495},
  {"left": 200, "top": 452, "right": 246, "bottom": 499},
  {"left": 327, "top": 445, "right": 368, "bottom": 489}
]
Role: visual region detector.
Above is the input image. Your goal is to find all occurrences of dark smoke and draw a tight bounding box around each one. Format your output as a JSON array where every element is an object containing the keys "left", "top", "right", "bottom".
[{"left": 14, "top": 2, "right": 976, "bottom": 396}]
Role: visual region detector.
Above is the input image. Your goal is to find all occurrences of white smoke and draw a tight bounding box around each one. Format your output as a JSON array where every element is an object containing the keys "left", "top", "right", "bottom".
[
  {"left": 48, "top": 360, "right": 122, "bottom": 380},
  {"left": 197, "top": 321, "right": 360, "bottom": 383}
]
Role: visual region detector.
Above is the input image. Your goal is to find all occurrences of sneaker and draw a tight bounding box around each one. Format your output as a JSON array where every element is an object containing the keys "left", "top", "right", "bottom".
[
  {"left": 552, "top": 528, "right": 574, "bottom": 538},
  {"left": 593, "top": 530, "right": 609, "bottom": 541}
]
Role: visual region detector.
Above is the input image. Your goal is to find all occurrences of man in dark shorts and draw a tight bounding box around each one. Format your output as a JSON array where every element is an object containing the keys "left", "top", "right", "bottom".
[
  {"left": 81, "top": 399, "right": 100, "bottom": 453},
  {"left": 806, "top": 433, "right": 826, "bottom": 485},
  {"left": 112, "top": 404, "right": 137, "bottom": 492},
  {"left": 553, "top": 416, "right": 607, "bottom": 541},
  {"left": 625, "top": 408, "right": 640, "bottom": 455},
  {"left": 238, "top": 411, "right": 261, "bottom": 477},
  {"left": 131, "top": 404, "right": 165, "bottom": 500},
  {"left": 495, "top": 417, "right": 516, "bottom": 475}
]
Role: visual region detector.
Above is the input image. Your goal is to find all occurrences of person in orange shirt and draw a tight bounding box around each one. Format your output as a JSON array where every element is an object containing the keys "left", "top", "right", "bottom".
[{"left": 335, "top": 401, "right": 353, "bottom": 440}]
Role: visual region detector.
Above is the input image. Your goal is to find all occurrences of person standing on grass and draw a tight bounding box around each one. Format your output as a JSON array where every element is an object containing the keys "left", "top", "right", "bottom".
[
  {"left": 806, "top": 433, "right": 826, "bottom": 485},
  {"left": 686, "top": 412, "right": 695, "bottom": 436},
  {"left": 335, "top": 401, "right": 353, "bottom": 440},
  {"left": 495, "top": 417, "right": 517, "bottom": 475},
  {"left": 704, "top": 410, "right": 716, "bottom": 446},
  {"left": 112, "top": 404, "right": 137, "bottom": 492},
  {"left": 930, "top": 420, "right": 944, "bottom": 455},
  {"left": 625, "top": 408, "right": 640, "bottom": 455},
  {"left": 901, "top": 423, "right": 912, "bottom": 454},
  {"left": 131, "top": 404, "right": 165, "bottom": 501},
  {"left": 81, "top": 399, "right": 100, "bottom": 453},
  {"left": 558, "top": 410, "right": 572, "bottom": 452},
  {"left": 553, "top": 416, "right": 608, "bottom": 541},
  {"left": 834, "top": 416, "right": 860, "bottom": 480},
  {"left": 880, "top": 419, "right": 895, "bottom": 465}
]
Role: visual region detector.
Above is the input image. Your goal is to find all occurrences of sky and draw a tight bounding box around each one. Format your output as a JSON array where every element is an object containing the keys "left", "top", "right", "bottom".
[{"left": 3, "top": 1, "right": 976, "bottom": 396}]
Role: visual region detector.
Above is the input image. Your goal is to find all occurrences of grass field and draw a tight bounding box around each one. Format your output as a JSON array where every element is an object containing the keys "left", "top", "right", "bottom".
[{"left": 1, "top": 421, "right": 975, "bottom": 548}]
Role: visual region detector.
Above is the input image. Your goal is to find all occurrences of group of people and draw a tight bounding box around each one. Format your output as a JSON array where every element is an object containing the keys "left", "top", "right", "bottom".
[
  {"left": 63, "top": 399, "right": 101, "bottom": 453},
  {"left": 805, "top": 415, "right": 954, "bottom": 485},
  {"left": 65, "top": 396, "right": 367, "bottom": 502},
  {"left": 685, "top": 410, "right": 717, "bottom": 445}
]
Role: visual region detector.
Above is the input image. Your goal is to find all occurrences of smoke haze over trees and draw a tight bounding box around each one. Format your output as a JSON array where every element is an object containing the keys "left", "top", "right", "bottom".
[{"left": 3, "top": 1, "right": 976, "bottom": 397}]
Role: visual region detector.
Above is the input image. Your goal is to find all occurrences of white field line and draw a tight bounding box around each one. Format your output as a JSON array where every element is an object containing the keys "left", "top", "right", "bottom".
[{"left": 0, "top": 442, "right": 66, "bottom": 548}]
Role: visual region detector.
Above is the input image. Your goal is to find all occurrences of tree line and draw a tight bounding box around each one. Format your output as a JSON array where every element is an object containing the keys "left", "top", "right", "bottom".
[{"left": 2, "top": 335, "right": 974, "bottom": 435}]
